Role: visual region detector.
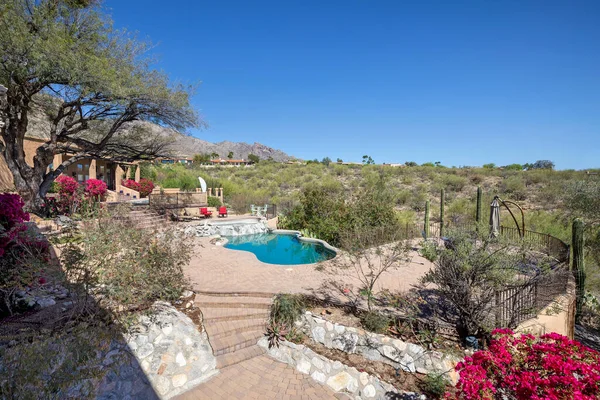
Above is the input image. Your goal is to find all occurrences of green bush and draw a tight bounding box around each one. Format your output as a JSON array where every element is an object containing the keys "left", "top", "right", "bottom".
[
  {"left": 270, "top": 294, "right": 305, "bottom": 327},
  {"left": 360, "top": 311, "right": 391, "bottom": 333},
  {"left": 59, "top": 208, "right": 191, "bottom": 321},
  {"left": 422, "top": 373, "right": 448, "bottom": 398},
  {"left": 500, "top": 176, "right": 527, "bottom": 200},
  {"left": 207, "top": 196, "right": 221, "bottom": 207}
]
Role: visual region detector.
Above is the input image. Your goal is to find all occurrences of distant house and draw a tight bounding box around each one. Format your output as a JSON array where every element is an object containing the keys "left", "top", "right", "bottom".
[{"left": 157, "top": 156, "right": 193, "bottom": 165}]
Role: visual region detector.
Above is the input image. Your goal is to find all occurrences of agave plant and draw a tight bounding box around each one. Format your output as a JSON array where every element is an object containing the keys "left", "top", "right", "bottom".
[{"left": 265, "top": 321, "right": 289, "bottom": 349}]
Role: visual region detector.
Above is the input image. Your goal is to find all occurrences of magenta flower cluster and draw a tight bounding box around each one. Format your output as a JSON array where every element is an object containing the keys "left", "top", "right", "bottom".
[
  {"left": 0, "top": 194, "right": 30, "bottom": 257},
  {"left": 122, "top": 178, "right": 154, "bottom": 198},
  {"left": 84, "top": 179, "right": 108, "bottom": 201},
  {"left": 448, "top": 328, "right": 600, "bottom": 400}
]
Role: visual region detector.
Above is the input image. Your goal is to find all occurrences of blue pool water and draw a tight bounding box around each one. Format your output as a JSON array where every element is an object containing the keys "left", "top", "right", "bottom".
[{"left": 224, "top": 233, "right": 336, "bottom": 265}]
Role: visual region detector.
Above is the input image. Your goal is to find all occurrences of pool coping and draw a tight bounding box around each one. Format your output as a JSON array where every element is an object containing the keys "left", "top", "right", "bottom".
[{"left": 216, "top": 229, "right": 339, "bottom": 266}]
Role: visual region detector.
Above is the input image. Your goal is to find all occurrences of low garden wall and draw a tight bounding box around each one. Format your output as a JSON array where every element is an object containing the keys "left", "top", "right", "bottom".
[
  {"left": 298, "top": 312, "right": 461, "bottom": 384},
  {"left": 257, "top": 337, "right": 421, "bottom": 399}
]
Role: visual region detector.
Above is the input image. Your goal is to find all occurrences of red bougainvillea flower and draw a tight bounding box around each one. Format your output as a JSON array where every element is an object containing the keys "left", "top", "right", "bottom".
[
  {"left": 56, "top": 175, "right": 79, "bottom": 195},
  {"left": 85, "top": 178, "right": 108, "bottom": 201},
  {"left": 447, "top": 329, "right": 600, "bottom": 400}
]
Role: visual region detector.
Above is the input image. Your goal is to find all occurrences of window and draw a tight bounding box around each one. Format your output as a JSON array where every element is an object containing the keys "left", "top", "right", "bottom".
[{"left": 77, "top": 164, "right": 83, "bottom": 171}]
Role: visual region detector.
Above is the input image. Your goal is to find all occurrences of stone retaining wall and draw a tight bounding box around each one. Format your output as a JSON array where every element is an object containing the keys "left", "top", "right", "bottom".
[
  {"left": 298, "top": 311, "right": 460, "bottom": 384},
  {"left": 257, "top": 337, "right": 425, "bottom": 399},
  {"left": 98, "top": 302, "right": 217, "bottom": 399}
]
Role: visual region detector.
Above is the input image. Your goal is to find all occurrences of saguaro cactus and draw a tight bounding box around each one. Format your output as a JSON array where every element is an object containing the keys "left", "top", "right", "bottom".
[
  {"left": 572, "top": 218, "right": 585, "bottom": 322},
  {"left": 440, "top": 189, "right": 445, "bottom": 237},
  {"left": 424, "top": 200, "right": 430, "bottom": 239},
  {"left": 476, "top": 186, "right": 482, "bottom": 231}
]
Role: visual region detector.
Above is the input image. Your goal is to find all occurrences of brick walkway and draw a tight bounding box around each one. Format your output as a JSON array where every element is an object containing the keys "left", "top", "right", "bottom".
[{"left": 177, "top": 354, "right": 340, "bottom": 400}]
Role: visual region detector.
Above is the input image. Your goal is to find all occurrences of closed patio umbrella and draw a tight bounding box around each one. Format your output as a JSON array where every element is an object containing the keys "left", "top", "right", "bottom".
[{"left": 490, "top": 196, "right": 501, "bottom": 238}]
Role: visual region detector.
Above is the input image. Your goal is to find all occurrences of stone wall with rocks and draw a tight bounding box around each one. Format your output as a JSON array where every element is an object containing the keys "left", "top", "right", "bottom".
[
  {"left": 298, "top": 311, "right": 460, "bottom": 384},
  {"left": 257, "top": 337, "right": 425, "bottom": 400},
  {"left": 98, "top": 301, "right": 217, "bottom": 399}
]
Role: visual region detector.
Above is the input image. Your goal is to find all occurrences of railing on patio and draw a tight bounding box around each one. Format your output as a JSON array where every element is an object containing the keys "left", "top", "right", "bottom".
[{"left": 148, "top": 192, "right": 208, "bottom": 208}]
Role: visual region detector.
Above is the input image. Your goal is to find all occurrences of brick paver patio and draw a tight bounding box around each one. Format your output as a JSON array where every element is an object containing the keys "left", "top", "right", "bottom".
[{"left": 185, "top": 236, "right": 433, "bottom": 296}]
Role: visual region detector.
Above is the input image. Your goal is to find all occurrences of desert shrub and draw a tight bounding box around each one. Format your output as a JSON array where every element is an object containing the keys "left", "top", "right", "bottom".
[
  {"left": 270, "top": 293, "right": 305, "bottom": 327},
  {"left": 422, "top": 373, "right": 448, "bottom": 398},
  {"left": 440, "top": 174, "right": 468, "bottom": 192},
  {"left": 59, "top": 209, "right": 191, "bottom": 321},
  {"left": 207, "top": 196, "right": 221, "bottom": 207},
  {"left": 422, "top": 231, "right": 566, "bottom": 338},
  {"left": 178, "top": 174, "right": 198, "bottom": 192},
  {"left": 500, "top": 175, "right": 527, "bottom": 200},
  {"left": 419, "top": 240, "right": 439, "bottom": 262},
  {"left": 360, "top": 311, "right": 390, "bottom": 333},
  {"left": 448, "top": 329, "right": 600, "bottom": 400}
]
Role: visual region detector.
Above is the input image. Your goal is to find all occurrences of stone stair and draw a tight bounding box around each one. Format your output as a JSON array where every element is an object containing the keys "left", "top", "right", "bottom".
[
  {"left": 125, "top": 206, "right": 168, "bottom": 230},
  {"left": 196, "top": 291, "right": 275, "bottom": 369}
]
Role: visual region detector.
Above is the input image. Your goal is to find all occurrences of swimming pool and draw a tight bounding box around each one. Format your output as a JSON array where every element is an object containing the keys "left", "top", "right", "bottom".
[{"left": 224, "top": 233, "right": 336, "bottom": 265}]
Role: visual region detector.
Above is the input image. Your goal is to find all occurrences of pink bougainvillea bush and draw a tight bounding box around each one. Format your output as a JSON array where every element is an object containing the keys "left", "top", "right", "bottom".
[
  {"left": 448, "top": 328, "right": 600, "bottom": 400},
  {"left": 121, "top": 179, "right": 140, "bottom": 192},
  {"left": 0, "top": 193, "right": 30, "bottom": 257},
  {"left": 0, "top": 194, "right": 50, "bottom": 315},
  {"left": 56, "top": 175, "right": 79, "bottom": 196},
  {"left": 137, "top": 178, "right": 154, "bottom": 198},
  {"left": 84, "top": 179, "right": 107, "bottom": 202},
  {"left": 55, "top": 175, "right": 81, "bottom": 214}
]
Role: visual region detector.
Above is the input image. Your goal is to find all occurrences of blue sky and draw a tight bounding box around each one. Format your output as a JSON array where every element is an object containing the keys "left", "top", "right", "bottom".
[{"left": 104, "top": 0, "right": 599, "bottom": 169}]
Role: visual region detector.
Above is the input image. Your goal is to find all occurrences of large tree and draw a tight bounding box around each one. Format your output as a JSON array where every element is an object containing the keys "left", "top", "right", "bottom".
[{"left": 0, "top": 0, "right": 200, "bottom": 209}]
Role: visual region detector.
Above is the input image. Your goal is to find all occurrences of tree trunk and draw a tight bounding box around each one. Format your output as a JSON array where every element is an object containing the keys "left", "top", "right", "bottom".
[{"left": 2, "top": 96, "right": 55, "bottom": 211}]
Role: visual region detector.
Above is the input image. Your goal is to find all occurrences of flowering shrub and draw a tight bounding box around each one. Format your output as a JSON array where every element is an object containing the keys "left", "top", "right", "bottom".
[
  {"left": 121, "top": 178, "right": 140, "bottom": 192},
  {"left": 55, "top": 175, "right": 81, "bottom": 214},
  {"left": 0, "top": 194, "right": 49, "bottom": 315},
  {"left": 84, "top": 179, "right": 107, "bottom": 202},
  {"left": 0, "top": 194, "right": 30, "bottom": 257},
  {"left": 137, "top": 178, "right": 154, "bottom": 198},
  {"left": 448, "top": 329, "right": 600, "bottom": 400},
  {"left": 56, "top": 175, "right": 79, "bottom": 195}
]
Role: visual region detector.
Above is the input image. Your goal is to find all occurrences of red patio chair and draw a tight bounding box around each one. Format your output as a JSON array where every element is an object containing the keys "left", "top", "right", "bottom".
[
  {"left": 200, "top": 207, "right": 212, "bottom": 218},
  {"left": 218, "top": 206, "right": 228, "bottom": 218}
]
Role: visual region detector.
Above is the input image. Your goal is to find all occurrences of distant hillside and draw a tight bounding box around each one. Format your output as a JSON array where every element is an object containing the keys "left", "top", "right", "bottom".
[{"left": 168, "top": 134, "right": 293, "bottom": 162}]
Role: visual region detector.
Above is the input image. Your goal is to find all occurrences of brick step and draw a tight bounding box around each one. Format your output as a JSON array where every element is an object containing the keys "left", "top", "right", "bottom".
[
  {"left": 195, "top": 290, "right": 275, "bottom": 298},
  {"left": 203, "top": 311, "right": 269, "bottom": 323},
  {"left": 195, "top": 294, "right": 272, "bottom": 305},
  {"left": 207, "top": 319, "right": 268, "bottom": 338},
  {"left": 197, "top": 302, "right": 271, "bottom": 311},
  {"left": 215, "top": 344, "right": 265, "bottom": 369},
  {"left": 211, "top": 330, "right": 265, "bottom": 355}
]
